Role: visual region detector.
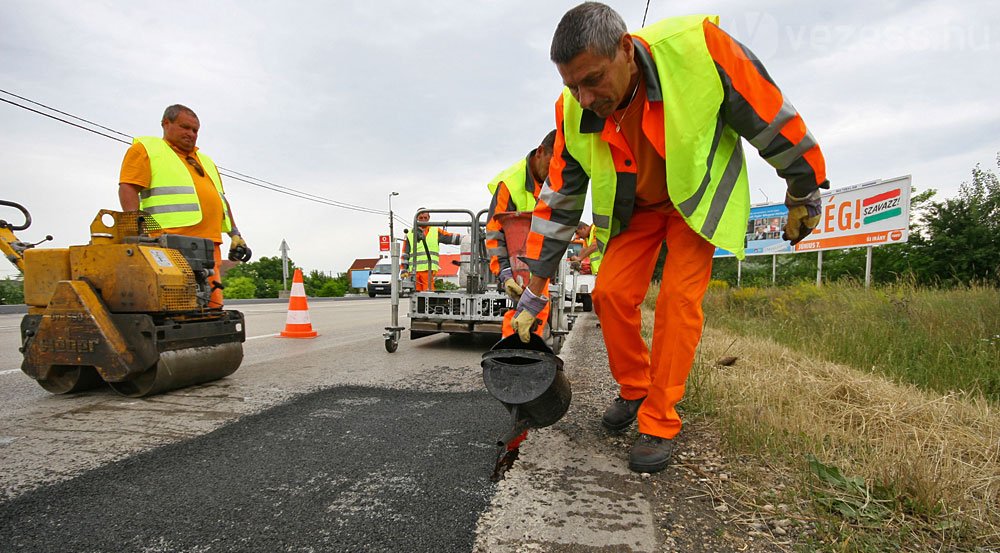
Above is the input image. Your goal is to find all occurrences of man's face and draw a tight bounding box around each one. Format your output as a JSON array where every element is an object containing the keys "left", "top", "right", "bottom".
[
  {"left": 532, "top": 147, "right": 554, "bottom": 182},
  {"left": 162, "top": 111, "right": 200, "bottom": 153},
  {"left": 417, "top": 212, "right": 430, "bottom": 223},
  {"left": 575, "top": 226, "right": 589, "bottom": 240},
  {"left": 556, "top": 37, "right": 633, "bottom": 119}
]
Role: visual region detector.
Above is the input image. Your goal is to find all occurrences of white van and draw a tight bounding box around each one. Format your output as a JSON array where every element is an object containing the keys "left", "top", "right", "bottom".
[{"left": 366, "top": 258, "right": 413, "bottom": 298}]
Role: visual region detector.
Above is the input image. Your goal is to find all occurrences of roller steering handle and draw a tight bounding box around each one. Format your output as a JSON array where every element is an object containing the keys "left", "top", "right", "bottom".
[{"left": 0, "top": 200, "right": 31, "bottom": 231}]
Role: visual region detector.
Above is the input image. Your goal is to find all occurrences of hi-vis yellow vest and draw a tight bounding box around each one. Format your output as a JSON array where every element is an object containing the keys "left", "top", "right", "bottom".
[
  {"left": 486, "top": 158, "right": 537, "bottom": 212},
  {"left": 406, "top": 226, "right": 441, "bottom": 271},
  {"left": 561, "top": 15, "right": 750, "bottom": 259},
  {"left": 135, "top": 136, "right": 232, "bottom": 233},
  {"left": 586, "top": 225, "right": 603, "bottom": 274}
]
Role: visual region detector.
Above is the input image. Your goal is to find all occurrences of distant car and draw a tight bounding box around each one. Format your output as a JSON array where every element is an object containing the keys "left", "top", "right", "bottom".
[{"left": 366, "top": 259, "right": 413, "bottom": 297}]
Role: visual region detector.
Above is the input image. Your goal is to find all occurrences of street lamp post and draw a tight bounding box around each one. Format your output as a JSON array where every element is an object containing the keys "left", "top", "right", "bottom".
[
  {"left": 388, "top": 191, "right": 399, "bottom": 243},
  {"left": 385, "top": 191, "right": 403, "bottom": 352}
]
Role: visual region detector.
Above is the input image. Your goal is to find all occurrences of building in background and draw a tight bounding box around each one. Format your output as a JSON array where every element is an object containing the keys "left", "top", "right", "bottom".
[{"left": 348, "top": 257, "right": 382, "bottom": 292}]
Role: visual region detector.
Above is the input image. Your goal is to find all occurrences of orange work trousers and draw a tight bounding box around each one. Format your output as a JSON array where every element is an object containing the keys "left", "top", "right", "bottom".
[
  {"left": 208, "top": 243, "right": 224, "bottom": 308},
  {"left": 415, "top": 271, "right": 436, "bottom": 292},
  {"left": 591, "top": 207, "right": 715, "bottom": 440}
]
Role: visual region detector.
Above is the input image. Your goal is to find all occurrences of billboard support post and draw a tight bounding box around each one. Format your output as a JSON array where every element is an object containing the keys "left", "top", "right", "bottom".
[
  {"left": 865, "top": 246, "right": 873, "bottom": 289},
  {"left": 737, "top": 259, "right": 742, "bottom": 288},
  {"left": 816, "top": 251, "right": 823, "bottom": 288},
  {"left": 772, "top": 255, "right": 777, "bottom": 285}
]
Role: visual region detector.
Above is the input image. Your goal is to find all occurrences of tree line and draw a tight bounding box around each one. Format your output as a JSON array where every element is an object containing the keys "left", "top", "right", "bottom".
[{"left": 221, "top": 256, "right": 352, "bottom": 299}]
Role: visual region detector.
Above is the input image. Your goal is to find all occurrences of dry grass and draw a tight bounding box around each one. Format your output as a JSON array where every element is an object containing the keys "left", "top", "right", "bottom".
[{"left": 641, "top": 283, "right": 1000, "bottom": 550}]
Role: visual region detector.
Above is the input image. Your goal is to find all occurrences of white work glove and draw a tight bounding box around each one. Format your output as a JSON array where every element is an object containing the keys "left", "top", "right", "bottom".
[
  {"left": 498, "top": 268, "right": 523, "bottom": 302},
  {"left": 510, "top": 286, "right": 548, "bottom": 343}
]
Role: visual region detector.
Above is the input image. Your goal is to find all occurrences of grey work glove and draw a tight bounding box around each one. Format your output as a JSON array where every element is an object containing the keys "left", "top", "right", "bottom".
[
  {"left": 510, "top": 286, "right": 548, "bottom": 343},
  {"left": 498, "top": 267, "right": 523, "bottom": 302},
  {"left": 782, "top": 190, "right": 822, "bottom": 246}
]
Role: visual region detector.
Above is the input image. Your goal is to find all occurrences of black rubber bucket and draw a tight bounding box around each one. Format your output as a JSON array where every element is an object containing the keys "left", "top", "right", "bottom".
[{"left": 481, "top": 333, "right": 571, "bottom": 429}]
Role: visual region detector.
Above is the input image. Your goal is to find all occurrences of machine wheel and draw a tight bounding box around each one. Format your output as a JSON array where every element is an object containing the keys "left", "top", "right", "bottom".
[
  {"left": 368, "top": 291, "right": 376, "bottom": 298},
  {"left": 385, "top": 337, "right": 398, "bottom": 353},
  {"left": 580, "top": 294, "right": 593, "bottom": 312},
  {"left": 37, "top": 365, "right": 104, "bottom": 394},
  {"left": 550, "top": 335, "right": 564, "bottom": 355}
]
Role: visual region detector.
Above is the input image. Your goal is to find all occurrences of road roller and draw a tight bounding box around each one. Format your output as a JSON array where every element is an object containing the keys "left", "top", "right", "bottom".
[{"left": 0, "top": 200, "right": 245, "bottom": 397}]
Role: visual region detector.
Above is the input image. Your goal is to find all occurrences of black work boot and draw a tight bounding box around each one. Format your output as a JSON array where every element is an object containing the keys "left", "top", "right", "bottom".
[
  {"left": 601, "top": 396, "right": 645, "bottom": 433},
  {"left": 628, "top": 433, "right": 675, "bottom": 473}
]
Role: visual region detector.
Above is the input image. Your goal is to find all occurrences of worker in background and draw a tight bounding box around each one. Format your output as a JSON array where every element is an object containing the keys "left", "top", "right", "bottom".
[
  {"left": 569, "top": 222, "right": 602, "bottom": 275},
  {"left": 118, "top": 104, "right": 250, "bottom": 309},
  {"left": 485, "top": 130, "right": 557, "bottom": 337},
  {"left": 401, "top": 209, "right": 461, "bottom": 292},
  {"left": 513, "top": 3, "right": 828, "bottom": 474}
]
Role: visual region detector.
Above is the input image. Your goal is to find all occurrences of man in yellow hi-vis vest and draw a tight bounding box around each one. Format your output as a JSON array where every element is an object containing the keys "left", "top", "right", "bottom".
[
  {"left": 569, "top": 222, "right": 602, "bottom": 275},
  {"left": 401, "top": 209, "right": 462, "bottom": 292},
  {"left": 514, "top": 3, "right": 829, "bottom": 473},
  {"left": 118, "top": 104, "right": 250, "bottom": 308}
]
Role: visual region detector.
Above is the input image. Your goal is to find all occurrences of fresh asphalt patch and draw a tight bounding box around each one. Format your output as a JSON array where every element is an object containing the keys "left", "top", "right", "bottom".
[{"left": 0, "top": 385, "right": 510, "bottom": 552}]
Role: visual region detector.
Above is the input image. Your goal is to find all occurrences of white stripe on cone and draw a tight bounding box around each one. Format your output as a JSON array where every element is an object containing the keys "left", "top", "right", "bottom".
[
  {"left": 285, "top": 310, "right": 312, "bottom": 325},
  {"left": 291, "top": 282, "right": 306, "bottom": 296}
]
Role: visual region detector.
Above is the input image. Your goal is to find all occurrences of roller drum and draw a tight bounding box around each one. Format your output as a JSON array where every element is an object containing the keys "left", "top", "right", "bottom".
[{"left": 108, "top": 342, "right": 243, "bottom": 398}]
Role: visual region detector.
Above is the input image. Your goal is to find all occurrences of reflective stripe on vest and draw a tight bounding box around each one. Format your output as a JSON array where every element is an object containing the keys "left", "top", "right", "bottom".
[
  {"left": 560, "top": 15, "right": 750, "bottom": 259},
  {"left": 135, "top": 136, "right": 232, "bottom": 233},
  {"left": 586, "top": 225, "right": 603, "bottom": 274},
  {"left": 486, "top": 157, "right": 537, "bottom": 212},
  {"left": 406, "top": 227, "right": 441, "bottom": 271}
]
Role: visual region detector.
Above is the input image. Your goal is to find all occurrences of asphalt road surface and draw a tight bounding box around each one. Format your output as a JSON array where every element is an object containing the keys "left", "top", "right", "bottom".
[
  {"left": 0, "top": 298, "right": 674, "bottom": 552},
  {"left": 1, "top": 385, "right": 508, "bottom": 552},
  {"left": 0, "top": 299, "right": 508, "bottom": 549}
]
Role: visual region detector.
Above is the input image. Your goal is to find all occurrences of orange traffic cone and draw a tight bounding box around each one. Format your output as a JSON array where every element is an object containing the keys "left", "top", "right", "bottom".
[{"left": 280, "top": 268, "right": 318, "bottom": 338}]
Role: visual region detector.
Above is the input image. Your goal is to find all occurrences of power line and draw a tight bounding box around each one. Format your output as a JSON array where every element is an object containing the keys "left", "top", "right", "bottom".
[
  {"left": 0, "top": 88, "right": 132, "bottom": 140},
  {"left": 0, "top": 97, "right": 131, "bottom": 145},
  {"left": 0, "top": 90, "right": 400, "bottom": 220}
]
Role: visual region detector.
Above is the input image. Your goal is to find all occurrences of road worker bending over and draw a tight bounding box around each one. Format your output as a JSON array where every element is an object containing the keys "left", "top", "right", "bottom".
[
  {"left": 513, "top": 3, "right": 828, "bottom": 473},
  {"left": 569, "top": 222, "right": 602, "bottom": 275},
  {"left": 485, "top": 130, "right": 557, "bottom": 337}
]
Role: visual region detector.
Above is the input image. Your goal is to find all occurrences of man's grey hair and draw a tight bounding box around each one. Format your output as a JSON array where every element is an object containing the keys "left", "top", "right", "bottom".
[
  {"left": 162, "top": 104, "right": 198, "bottom": 123},
  {"left": 550, "top": 2, "right": 627, "bottom": 64}
]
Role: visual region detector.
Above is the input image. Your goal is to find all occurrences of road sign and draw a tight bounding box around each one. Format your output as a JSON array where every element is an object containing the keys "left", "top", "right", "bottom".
[{"left": 379, "top": 235, "right": 390, "bottom": 252}]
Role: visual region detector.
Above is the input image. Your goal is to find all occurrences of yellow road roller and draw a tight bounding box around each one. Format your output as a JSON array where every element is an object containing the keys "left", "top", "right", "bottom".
[{"left": 1, "top": 200, "right": 244, "bottom": 397}]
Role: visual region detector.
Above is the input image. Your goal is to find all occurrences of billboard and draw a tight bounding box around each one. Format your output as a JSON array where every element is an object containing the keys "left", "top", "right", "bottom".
[{"left": 715, "top": 175, "right": 912, "bottom": 258}]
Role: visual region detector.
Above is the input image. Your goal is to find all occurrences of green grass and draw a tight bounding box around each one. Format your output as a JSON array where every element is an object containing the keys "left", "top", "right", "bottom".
[
  {"left": 641, "top": 280, "right": 1000, "bottom": 551},
  {"left": 701, "top": 281, "right": 1000, "bottom": 403}
]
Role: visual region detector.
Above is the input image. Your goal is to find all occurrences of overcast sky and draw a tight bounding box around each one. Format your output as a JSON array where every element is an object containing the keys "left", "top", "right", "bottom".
[{"left": 1, "top": 0, "right": 997, "bottom": 279}]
